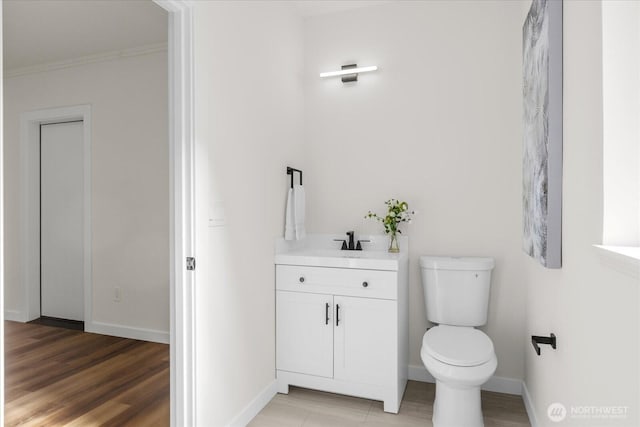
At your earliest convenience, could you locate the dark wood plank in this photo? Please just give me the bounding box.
[4,320,169,427]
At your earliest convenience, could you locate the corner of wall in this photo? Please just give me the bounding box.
[522,380,540,427]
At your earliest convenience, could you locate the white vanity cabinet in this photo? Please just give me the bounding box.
[275,254,408,414]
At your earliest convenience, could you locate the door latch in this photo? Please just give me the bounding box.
[186,257,196,271]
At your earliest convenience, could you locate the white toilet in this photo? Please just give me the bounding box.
[419,256,497,427]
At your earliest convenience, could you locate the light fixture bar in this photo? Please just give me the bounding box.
[319,65,378,78]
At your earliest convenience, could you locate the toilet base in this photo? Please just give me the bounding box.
[433,380,483,427]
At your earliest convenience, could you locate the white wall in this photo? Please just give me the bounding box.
[192,2,305,425]
[522,2,639,426]
[3,51,169,336]
[303,1,527,382]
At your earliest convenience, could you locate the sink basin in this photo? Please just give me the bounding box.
[275,248,403,271]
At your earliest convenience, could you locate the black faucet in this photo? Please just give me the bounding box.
[346,231,355,250]
[334,231,370,251]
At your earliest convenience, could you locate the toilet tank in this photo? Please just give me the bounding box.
[420,256,495,327]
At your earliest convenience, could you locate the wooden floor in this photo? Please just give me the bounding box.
[249,381,531,427]
[4,321,169,427]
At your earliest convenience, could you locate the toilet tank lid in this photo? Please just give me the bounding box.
[419,256,495,271]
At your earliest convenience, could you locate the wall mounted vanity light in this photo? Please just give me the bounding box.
[319,64,378,83]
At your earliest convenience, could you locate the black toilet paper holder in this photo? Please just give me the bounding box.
[531,333,557,355]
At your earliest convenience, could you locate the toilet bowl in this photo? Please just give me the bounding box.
[419,256,496,427]
[421,325,497,427]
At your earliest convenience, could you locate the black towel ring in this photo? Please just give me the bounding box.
[286,167,302,189]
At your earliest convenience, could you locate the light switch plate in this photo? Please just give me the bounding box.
[209,200,226,227]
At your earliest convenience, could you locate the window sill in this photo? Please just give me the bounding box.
[593,245,640,279]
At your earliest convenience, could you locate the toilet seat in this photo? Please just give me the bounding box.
[423,325,494,367]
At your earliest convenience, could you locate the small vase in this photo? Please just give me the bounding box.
[388,233,400,253]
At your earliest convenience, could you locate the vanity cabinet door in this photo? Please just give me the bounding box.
[276,291,334,378]
[333,296,397,386]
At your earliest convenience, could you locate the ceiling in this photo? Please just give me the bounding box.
[3,0,167,71]
[293,1,392,17]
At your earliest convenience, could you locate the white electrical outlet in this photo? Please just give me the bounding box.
[114,287,121,302]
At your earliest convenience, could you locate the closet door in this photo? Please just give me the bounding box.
[40,121,84,321]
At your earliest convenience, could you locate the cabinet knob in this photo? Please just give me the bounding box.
[362,281,368,288]
[299,276,305,283]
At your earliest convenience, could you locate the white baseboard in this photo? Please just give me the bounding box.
[522,381,539,427]
[4,310,28,322]
[228,380,278,427]
[85,321,169,344]
[408,365,523,396]
[408,364,436,382]
[3,314,169,344]
[484,375,523,396]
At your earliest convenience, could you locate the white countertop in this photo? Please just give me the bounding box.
[275,234,408,271]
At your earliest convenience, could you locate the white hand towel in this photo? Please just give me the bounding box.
[293,184,306,240]
[284,188,296,240]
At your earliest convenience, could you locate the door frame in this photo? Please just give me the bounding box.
[6,1,196,426]
[154,1,196,425]
[20,106,92,323]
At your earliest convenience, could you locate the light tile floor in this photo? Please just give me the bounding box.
[248,381,531,427]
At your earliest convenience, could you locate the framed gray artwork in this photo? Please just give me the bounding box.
[522,0,563,268]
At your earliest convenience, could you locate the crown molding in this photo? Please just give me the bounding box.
[5,42,168,79]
